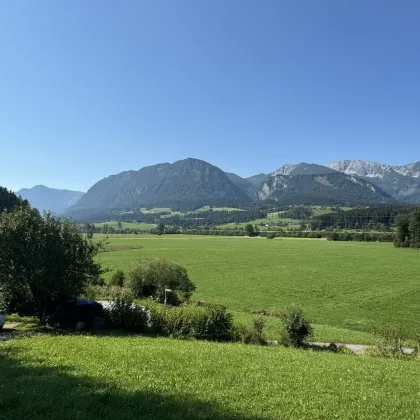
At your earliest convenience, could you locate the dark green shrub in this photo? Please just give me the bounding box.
[199,306,233,341]
[328,232,340,241]
[105,297,147,331]
[128,258,196,305]
[280,308,312,348]
[109,270,125,287]
[91,277,106,286]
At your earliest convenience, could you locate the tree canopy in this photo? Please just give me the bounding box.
[394,208,420,248]
[127,258,196,305]
[0,186,28,214]
[0,206,105,319]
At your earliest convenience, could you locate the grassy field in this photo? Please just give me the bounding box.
[194,206,245,212]
[1,334,420,420]
[141,207,172,213]
[94,221,157,231]
[97,235,420,343]
[217,218,299,229]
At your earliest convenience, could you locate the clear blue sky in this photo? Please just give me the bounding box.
[1,0,420,192]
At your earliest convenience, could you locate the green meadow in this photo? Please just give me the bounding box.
[1,335,420,420]
[98,235,420,343]
[2,235,420,420]
[94,221,157,231]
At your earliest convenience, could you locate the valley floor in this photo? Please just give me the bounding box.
[98,235,420,344]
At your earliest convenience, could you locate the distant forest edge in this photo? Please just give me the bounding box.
[84,203,419,232]
[310,205,418,230]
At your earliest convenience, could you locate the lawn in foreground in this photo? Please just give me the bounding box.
[98,235,420,342]
[1,335,419,420]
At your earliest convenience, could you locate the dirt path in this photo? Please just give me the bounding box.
[309,341,415,355]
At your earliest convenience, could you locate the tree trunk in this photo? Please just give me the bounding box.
[40,307,46,324]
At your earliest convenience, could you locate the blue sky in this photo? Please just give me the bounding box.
[1,0,420,192]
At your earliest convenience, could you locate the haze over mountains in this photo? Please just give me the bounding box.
[15,158,420,216]
[17,186,84,214]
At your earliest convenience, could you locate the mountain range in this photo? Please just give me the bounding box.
[71,159,250,211]
[328,160,420,203]
[14,158,420,216]
[66,159,397,217]
[17,185,84,214]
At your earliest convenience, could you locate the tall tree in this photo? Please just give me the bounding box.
[245,224,254,236]
[0,186,28,214]
[0,206,105,321]
[394,209,420,248]
[408,209,420,248]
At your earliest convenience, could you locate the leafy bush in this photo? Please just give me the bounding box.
[229,323,250,342]
[105,297,147,331]
[243,316,267,345]
[145,301,233,341]
[163,304,202,338]
[198,306,233,341]
[109,270,125,287]
[373,323,412,357]
[127,258,196,305]
[280,308,313,348]
[145,299,168,334]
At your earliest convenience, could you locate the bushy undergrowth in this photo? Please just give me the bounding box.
[371,323,420,358]
[105,298,147,331]
[240,316,267,345]
[109,269,125,287]
[145,301,233,341]
[280,307,313,348]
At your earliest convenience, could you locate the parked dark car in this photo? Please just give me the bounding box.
[48,301,106,330]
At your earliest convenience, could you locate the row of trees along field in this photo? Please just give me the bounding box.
[78,207,267,227]
[393,208,420,248]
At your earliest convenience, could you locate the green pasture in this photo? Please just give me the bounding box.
[1,335,419,420]
[140,207,172,213]
[217,218,298,229]
[194,206,245,212]
[97,235,420,343]
[94,222,157,231]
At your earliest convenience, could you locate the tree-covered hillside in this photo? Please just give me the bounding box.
[0,187,27,214]
[311,205,417,230]
[69,158,252,213]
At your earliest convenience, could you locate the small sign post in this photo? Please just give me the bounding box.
[164,288,172,306]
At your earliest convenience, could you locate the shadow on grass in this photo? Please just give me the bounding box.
[17,325,172,340]
[0,345,265,420]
